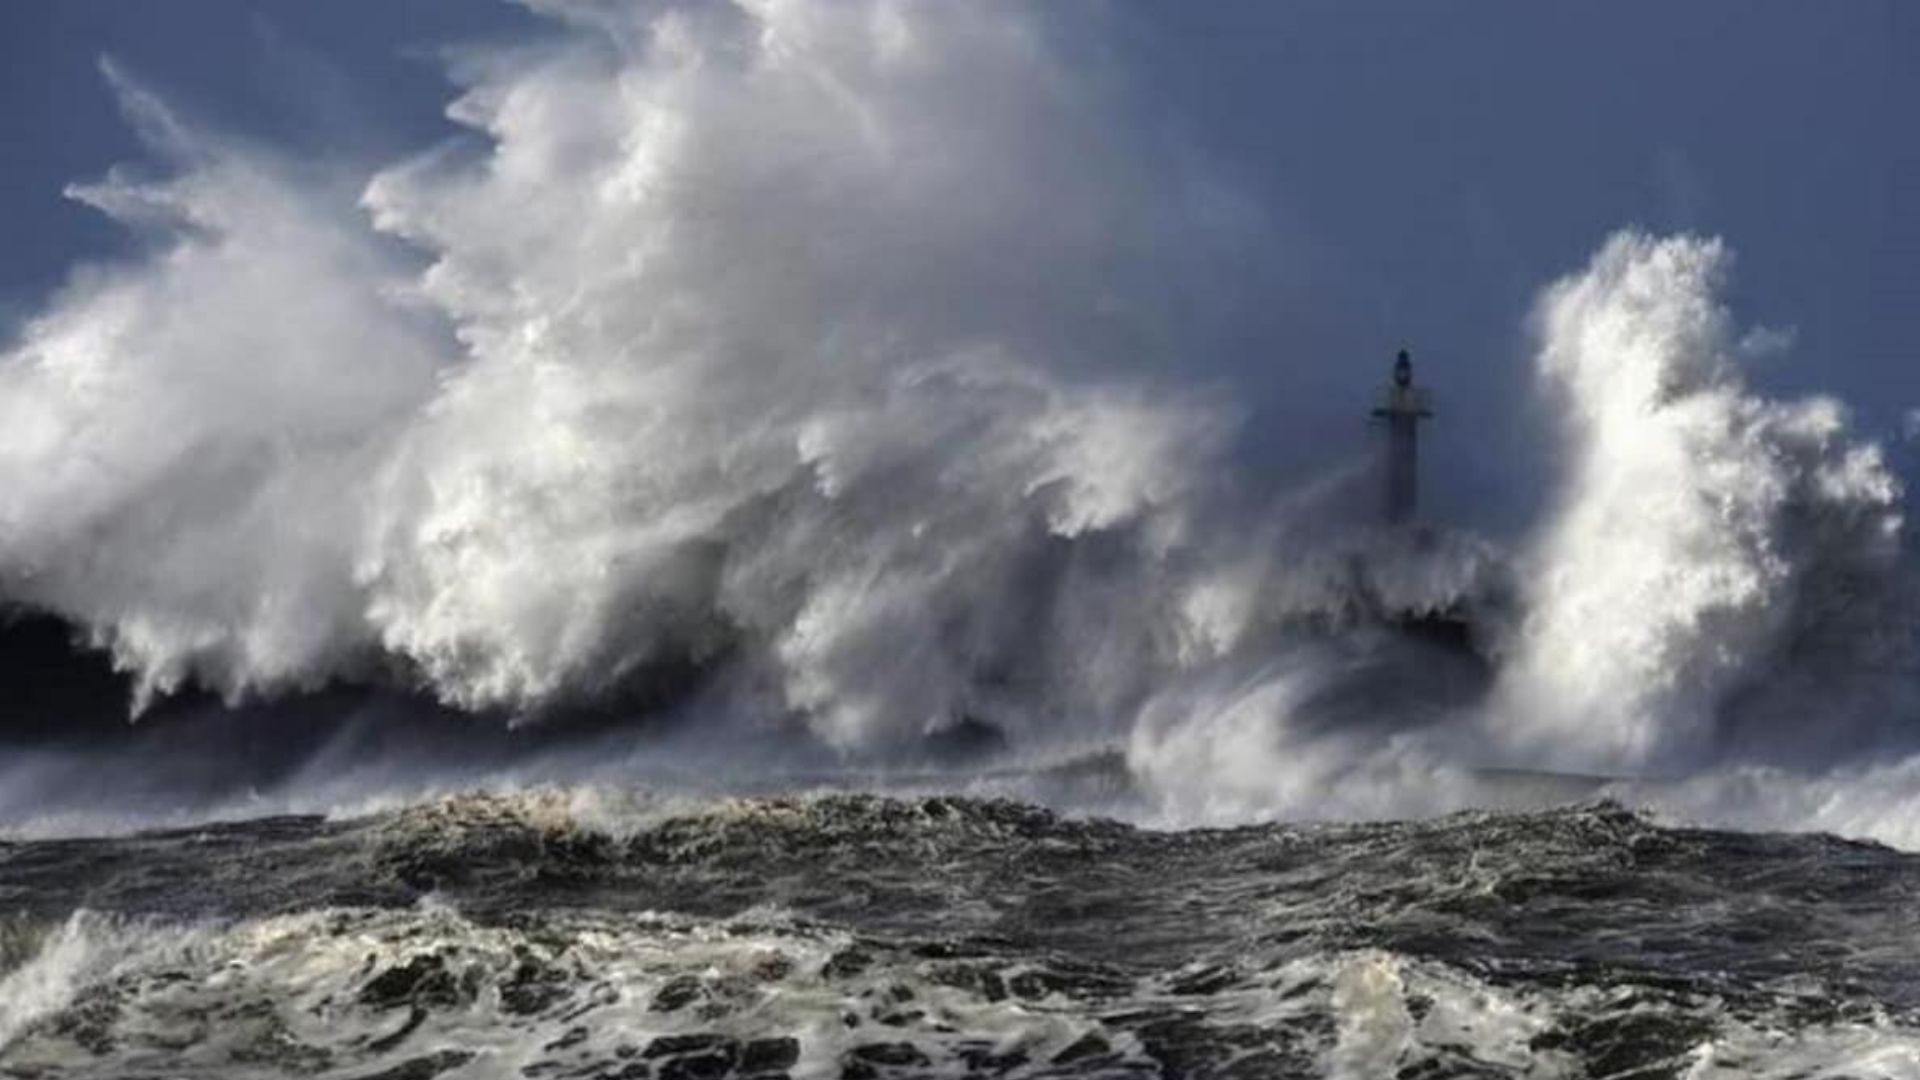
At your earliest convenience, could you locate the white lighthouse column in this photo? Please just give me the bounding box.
[1371,349,1432,526]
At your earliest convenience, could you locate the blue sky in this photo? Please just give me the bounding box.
[3,2,1915,529]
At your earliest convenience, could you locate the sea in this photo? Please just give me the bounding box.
[4,784,1919,1079]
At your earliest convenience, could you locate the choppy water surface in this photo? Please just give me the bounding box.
[3,792,1918,1079]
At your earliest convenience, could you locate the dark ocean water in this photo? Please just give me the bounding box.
[2,792,1917,1079]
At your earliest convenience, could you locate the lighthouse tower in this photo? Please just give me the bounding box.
[1371,349,1432,525]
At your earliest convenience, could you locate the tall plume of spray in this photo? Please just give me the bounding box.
[1492,233,1914,775]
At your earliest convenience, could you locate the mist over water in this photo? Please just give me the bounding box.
[1,0,1917,848]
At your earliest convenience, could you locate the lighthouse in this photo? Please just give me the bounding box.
[1371,349,1432,525]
